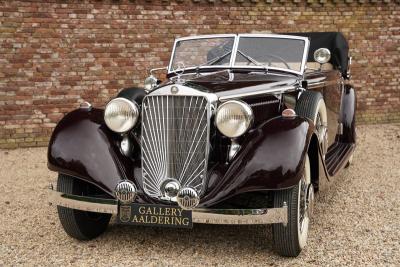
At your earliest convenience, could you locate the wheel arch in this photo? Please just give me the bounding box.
[47,108,140,197]
[201,116,318,206]
[307,133,320,192]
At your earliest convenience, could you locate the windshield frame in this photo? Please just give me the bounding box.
[168,34,310,76]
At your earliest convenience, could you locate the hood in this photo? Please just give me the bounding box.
[180,70,298,94]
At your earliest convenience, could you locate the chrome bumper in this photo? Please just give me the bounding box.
[48,189,288,225]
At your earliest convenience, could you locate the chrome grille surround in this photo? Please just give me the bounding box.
[141,85,218,200]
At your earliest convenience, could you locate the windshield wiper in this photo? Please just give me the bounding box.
[199,50,232,67]
[237,50,268,70]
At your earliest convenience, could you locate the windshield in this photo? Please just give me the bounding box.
[169,35,308,74]
[170,36,235,70]
[234,37,306,72]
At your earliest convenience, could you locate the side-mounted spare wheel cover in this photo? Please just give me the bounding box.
[295,91,328,156]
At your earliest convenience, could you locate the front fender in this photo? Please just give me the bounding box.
[201,116,315,207]
[47,108,139,196]
[48,109,316,208]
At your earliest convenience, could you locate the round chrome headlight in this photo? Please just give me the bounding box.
[314,48,331,64]
[104,98,139,133]
[215,100,253,138]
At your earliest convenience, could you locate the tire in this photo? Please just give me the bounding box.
[57,174,111,240]
[295,91,328,155]
[272,155,313,257]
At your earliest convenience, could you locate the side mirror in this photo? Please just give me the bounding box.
[314,48,331,64]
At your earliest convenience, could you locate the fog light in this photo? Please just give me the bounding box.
[115,180,137,203]
[176,187,200,210]
[120,136,133,157]
[161,179,180,198]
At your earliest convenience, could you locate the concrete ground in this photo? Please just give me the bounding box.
[0,124,399,266]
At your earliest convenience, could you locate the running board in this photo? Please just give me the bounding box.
[325,142,355,176]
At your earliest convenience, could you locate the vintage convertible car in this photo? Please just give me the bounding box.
[48,32,356,256]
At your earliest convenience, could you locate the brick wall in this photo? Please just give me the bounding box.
[0,0,399,148]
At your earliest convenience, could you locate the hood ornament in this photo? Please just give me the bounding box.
[173,62,185,84]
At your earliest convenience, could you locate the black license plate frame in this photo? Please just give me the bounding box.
[117,203,193,229]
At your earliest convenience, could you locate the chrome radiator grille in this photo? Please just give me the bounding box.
[141,95,210,198]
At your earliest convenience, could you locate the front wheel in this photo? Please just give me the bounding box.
[272,155,314,257]
[57,174,111,240]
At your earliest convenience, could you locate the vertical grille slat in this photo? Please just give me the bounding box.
[142,95,209,198]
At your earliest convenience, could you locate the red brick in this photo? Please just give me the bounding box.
[0,0,399,148]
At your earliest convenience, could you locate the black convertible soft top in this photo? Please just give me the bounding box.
[287,32,349,77]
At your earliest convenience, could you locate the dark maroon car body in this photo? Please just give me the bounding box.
[48,32,356,208]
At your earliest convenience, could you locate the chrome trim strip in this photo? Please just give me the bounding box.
[307,82,325,89]
[49,190,118,214]
[148,84,218,103]
[193,205,287,225]
[174,34,237,42]
[229,34,240,67]
[249,99,280,107]
[218,85,298,101]
[79,101,92,110]
[48,189,288,225]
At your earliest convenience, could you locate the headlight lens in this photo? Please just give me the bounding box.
[215,100,253,138]
[104,98,139,133]
[314,48,331,64]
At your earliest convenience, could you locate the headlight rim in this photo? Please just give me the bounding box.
[104,97,140,133]
[215,100,254,138]
[313,48,331,64]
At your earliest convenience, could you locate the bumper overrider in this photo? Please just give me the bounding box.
[48,186,288,226]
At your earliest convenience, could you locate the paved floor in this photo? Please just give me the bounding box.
[0,124,399,266]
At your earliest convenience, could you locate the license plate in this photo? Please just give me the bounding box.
[117,203,193,229]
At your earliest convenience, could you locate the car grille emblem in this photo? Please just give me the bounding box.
[171,86,179,94]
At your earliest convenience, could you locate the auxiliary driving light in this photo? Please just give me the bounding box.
[115,180,137,203]
[176,187,200,210]
[161,179,181,198]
